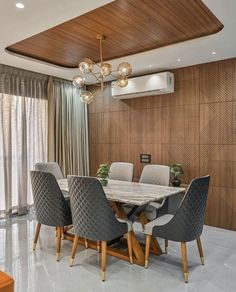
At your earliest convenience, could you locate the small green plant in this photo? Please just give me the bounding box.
[97,162,110,186]
[170,163,184,179]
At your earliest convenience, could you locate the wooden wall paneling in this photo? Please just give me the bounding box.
[200,102,234,144]
[87,85,104,114]
[200,145,236,188]
[89,143,131,175]
[88,57,236,230]
[111,144,131,163]
[129,94,162,110]
[88,113,105,144]
[173,65,200,82]
[130,108,162,144]
[205,187,236,230]
[103,92,130,112]
[199,59,236,103]
[161,144,200,184]
[103,111,130,144]
[161,105,199,144]
[88,85,130,113]
[161,78,200,107]
[89,144,110,175]
[233,103,236,144]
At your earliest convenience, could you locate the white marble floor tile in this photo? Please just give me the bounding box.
[0,215,236,292]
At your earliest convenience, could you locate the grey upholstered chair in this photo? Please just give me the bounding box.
[30,171,72,261]
[109,162,134,182]
[144,175,210,283]
[68,176,133,281]
[140,165,170,220]
[35,162,64,179]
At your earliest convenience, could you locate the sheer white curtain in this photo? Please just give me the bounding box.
[0,65,48,217]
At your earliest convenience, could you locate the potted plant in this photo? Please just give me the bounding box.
[170,163,184,187]
[97,162,110,187]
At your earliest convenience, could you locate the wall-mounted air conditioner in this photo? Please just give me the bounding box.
[111,71,174,99]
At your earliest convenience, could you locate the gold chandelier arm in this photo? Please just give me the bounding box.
[90,71,101,83]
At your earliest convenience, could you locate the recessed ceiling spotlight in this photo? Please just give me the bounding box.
[212,51,216,55]
[148,65,152,68]
[177,58,181,62]
[16,3,24,9]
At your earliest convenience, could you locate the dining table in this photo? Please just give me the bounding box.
[57,178,185,266]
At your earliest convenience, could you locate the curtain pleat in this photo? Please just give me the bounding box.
[48,77,89,176]
[0,64,48,217]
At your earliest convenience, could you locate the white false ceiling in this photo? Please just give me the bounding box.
[0,0,236,80]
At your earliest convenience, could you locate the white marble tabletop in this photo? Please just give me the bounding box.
[57,178,185,206]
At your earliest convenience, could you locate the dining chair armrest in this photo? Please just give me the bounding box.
[117,218,132,232]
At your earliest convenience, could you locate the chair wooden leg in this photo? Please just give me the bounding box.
[33,223,41,251]
[56,227,62,261]
[145,234,151,268]
[70,235,79,267]
[97,241,100,253]
[127,232,133,264]
[101,241,107,281]
[165,239,168,254]
[181,242,188,283]
[85,238,88,249]
[196,238,205,265]
[61,227,65,240]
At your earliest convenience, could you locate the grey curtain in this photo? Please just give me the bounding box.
[48,77,89,176]
[0,64,48,217]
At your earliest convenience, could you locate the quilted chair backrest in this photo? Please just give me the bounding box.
[109,162,134,182]
[35,162,64,179]
[153,175,210,242]
[68,176,128,242]
[30,171,71,227]
[139,164,170,186]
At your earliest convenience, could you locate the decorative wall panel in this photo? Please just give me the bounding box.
[88,57,236,230]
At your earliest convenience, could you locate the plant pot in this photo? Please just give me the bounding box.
[100,179,108,187]
[171,177,181,187]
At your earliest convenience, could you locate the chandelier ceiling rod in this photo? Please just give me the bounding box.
[97,34,105,96]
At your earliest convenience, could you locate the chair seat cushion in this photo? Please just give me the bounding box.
[0,271,14,292]
[117,218,132,232]
[144,205,157,221]
[144,214,174,235]
[149,201,162,209]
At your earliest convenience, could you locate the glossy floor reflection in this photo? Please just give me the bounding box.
[0,214,236,292]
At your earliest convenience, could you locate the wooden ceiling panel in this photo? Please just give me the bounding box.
[6,0,223,68]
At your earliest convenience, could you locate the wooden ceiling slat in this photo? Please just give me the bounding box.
[6,0,223,68]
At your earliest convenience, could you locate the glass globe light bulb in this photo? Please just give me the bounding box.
[80,91,94,104]
[101,63,112,77]
[117,62,132,77]
[72,75,85,88]
[79,58,93,74]
[117,77,128,87]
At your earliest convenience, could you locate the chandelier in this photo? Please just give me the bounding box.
[72,34,132,104]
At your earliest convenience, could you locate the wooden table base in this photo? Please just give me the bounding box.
[64,201,163,266]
